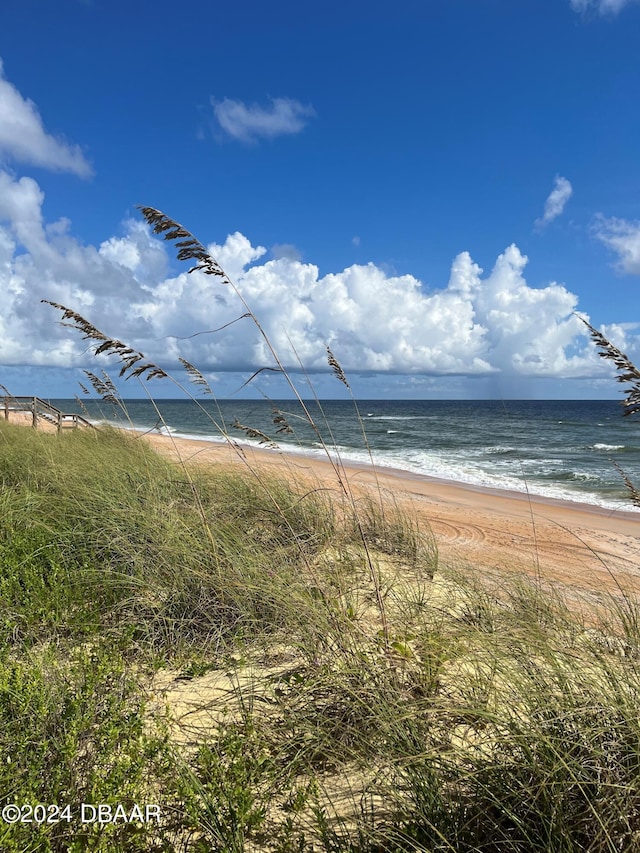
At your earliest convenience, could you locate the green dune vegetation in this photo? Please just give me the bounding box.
[2,417,640,853]
[2,210,640,851]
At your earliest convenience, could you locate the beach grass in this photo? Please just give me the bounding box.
[1,419,640,852]
[2,208,639,850]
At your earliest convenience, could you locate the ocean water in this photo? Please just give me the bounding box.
[51,398,640,513]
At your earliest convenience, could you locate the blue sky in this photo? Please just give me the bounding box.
[1,0,639,399]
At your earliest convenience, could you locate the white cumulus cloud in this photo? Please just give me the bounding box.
[591,215,640,275]
[0,59,91,176]
[0,168,624,389]
[535,176,573,229]
[211,96,315,143]
[570,0,639,14]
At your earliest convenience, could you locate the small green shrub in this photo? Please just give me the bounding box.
[0,645,170,853]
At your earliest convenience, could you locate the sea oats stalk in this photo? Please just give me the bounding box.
[579,316,640,417]
[579,315,640,508]
[137,206,391,645]
[42,303,228,555]
[41,306,330,591]
[42,246,372,644]
[137,207,351,490]
[41,301,169,383]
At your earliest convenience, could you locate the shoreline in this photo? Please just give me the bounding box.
[241,437,640,520]
[138,427,640,518]
[4,413,638,601]
[10,399,635,515]
[127,423,637,518]
[142,431,640,602]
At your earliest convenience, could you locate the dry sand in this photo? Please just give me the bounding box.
[142,432,640,605]
[3,409,63,433]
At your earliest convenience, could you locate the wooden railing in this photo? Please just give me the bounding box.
[1,396,94,432]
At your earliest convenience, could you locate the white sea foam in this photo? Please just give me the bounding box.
[141,427,228,445]
[288,445,638,512]
[177,434,636,511]
[366,415,427,421]
[113,416,638,514]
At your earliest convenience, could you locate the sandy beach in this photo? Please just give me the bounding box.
[141,432,640,605]
[4,407,638,603]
